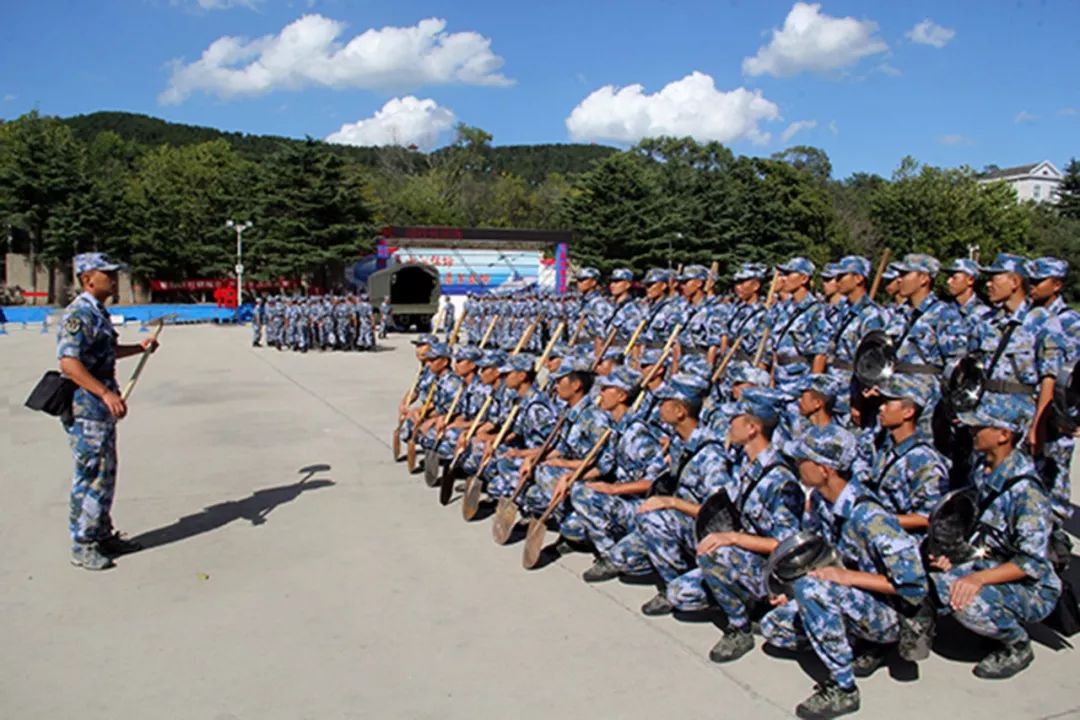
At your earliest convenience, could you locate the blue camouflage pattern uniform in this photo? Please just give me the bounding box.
[575,268,613,345]
[697,444,803,631]
[570,379,667,558]
[932,398,1060,644]
[252,298,265,345]
[770,258,829,394]
[944,259,992,336]
[58,258,124,548]
[827,256,885,418]
[761,425,928,691]
[485,384,557,497]
[640,268,682,346]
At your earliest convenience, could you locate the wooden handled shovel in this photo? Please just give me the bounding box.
[462,404,520,521]
[121,319,165,402]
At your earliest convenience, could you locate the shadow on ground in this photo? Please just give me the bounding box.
[128,465,335,553]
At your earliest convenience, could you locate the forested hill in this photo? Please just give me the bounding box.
[60,111,617,183]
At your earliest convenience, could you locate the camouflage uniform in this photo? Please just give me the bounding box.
[769,258,830,395]
[761,425,929,692]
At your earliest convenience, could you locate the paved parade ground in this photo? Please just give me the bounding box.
[2,324,1080,720]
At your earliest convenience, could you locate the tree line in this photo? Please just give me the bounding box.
[1,110,1078,301]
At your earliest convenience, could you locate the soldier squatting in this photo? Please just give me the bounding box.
[395,255,1080,720]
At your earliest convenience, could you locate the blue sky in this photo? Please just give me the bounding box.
[1,0,1077,178]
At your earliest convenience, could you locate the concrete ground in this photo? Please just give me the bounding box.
[2,324,1078,720]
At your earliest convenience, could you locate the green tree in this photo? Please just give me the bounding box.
[1057,158,1080,221]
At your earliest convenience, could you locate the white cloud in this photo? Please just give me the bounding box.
[937,134,972,146]
[565,72,780,146]
[780,120,817,143]
[2,94,15,102]
[1015,111,1038,124]
[160,15,511,104]
[877,63,902,77]
[828,120,839,135]
[742,2,888,77]
[1058,107,1078,117]
[325,96,455,150]
[906,19,955,48]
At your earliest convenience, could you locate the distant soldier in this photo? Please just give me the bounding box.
[443,297,456,342]
[252,296,266,347]
[379,296,392,339]
[59,253,160,571]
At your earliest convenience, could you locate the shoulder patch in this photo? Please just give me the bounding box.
[64,316,82,334]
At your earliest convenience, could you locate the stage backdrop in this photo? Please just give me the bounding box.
[389,247,554,294]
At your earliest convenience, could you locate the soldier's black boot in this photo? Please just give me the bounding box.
[641,591,674,616]
[973,639,1034,679]
[852,642,889,678]
[708,628,754,663]
[795,680,860,720]
[582,558,619,583]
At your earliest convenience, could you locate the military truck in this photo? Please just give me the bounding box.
[366,262,441,332]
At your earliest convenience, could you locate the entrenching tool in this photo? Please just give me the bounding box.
[705,260,720,297]
[462,404,519,521]
[750,270,782,368]
[491,410,569,545]
[513,317,540,354]
[535,321,565,372]
[710,336,744,384]
[448,311,467,346]
[393,364,425,460]
[522,427,613,569]
[406,383,437,473]
[426,383,465,487]
[478,315,499,349]
[622,318,648,356]
[868,248,893,302]
[441,394,493,505]
[120,316,169,402]
[591,327,619,371]
[567,315,588,346]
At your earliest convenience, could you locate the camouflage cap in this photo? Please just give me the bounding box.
[601,346,626,362]
[610,268,635,282]
[876,373,931,408]
[546,343,568,359]
[732,386,782,427]
[837,255,871,278]
[727,361,771,387]
[598,366,641,392]
[424,342,451,360]
[678,265,710,282]
[820,262,842,280]
[882,261,903,281]
[639,348,671,368]
[733,262,769,282]
[411,333,437,346]
[655,372,710,402]
[945,258,981,277]
[550,357,593,380]
[778,257,816,276]
[498,354,535,374]
[896,253,941,276]
[1025,256,1069,280]
[73,252,126,274]
[478,349,507,368]
[576,267,601,280]
[787,424,857,472]
[956,391,1032,434]
[798,373,844,405]
[981,253,1028,277]
[644,267,674,285]
[453,345,482,362]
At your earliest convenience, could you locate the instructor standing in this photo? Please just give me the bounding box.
[58,253,159,571]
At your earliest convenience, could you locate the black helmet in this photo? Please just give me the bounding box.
[925,487,978,563]
[944,355,985,413]
[694,489,739,541]
[1052,360,1080,434]
[854,330,896,387]
[765,531,841,597]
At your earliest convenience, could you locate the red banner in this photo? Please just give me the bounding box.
[150,278,300,292]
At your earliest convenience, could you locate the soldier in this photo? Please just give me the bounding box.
[252,296,265,347]
[410,342,461,451]
[519,359,614,540]
[607,268,645,345]
[565,367,668,581]
[268,296,285,349]
[769,257,829,395]
[820,262,845,330]
[1026,257,1080,531]
[761,424,929,720]
[573,268,613,345]
[866,374,949,530]
[483,354,557,499]
[929,394,1061,679]
[630,373,736,616]
[59,252,160,570]
[722,262,769,359]
[886,253,968,423]
[944,258,992,333]
[828,256,885,423]
[880,262,908,330]
[334,296,354,350]
[443,296,456,342]
[430,345,487,459]
[379,296,392,339]
[639,268,681,350]
[696,388,803,662]
[674,265,723,379]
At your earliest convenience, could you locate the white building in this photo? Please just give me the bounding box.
[978,161,1062,204]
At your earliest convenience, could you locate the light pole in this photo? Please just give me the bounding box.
[226,219,253,307]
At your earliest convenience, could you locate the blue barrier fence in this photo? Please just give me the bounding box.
[0,304,249,327]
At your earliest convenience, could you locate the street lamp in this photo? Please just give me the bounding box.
[226,219,253,307]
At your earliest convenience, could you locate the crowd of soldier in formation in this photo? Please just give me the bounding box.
[250,294,392,352]
[394,254,1079,720]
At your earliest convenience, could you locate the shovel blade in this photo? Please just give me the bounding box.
[462,475,483,521]
[522,519,547,569]
[491,498,518,545]
[423,449,441,487]
[406,438,418,473]
[392,428,402,461]
[439,462,455,505]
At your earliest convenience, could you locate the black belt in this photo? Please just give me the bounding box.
[984,379,1036,395]
[893,362,943,376]
[830,360,854,371]
[643,340,667,349]
[775,353,810,366]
